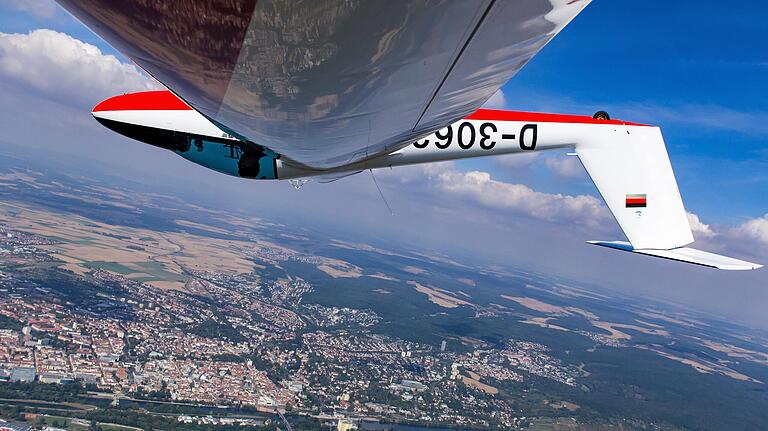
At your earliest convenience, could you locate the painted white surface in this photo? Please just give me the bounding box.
[93,109,235,141]
[589,241,762,271]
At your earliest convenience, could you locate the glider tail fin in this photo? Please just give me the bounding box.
[576,123,761,270]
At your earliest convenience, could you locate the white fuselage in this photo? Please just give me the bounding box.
[277,114,630,179]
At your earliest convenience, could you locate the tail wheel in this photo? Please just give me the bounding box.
[593,110,611,121]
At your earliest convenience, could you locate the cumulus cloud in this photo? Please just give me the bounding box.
[396,162,610,228]
[482,89,507,110]
[734,214,768,246]
[0,29,159,108]
[391,161,765,257]
[687,212,715,239]
[0,0,59,19]
[544,155,584,178]
[675,212,766,263]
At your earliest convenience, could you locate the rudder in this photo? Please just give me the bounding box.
[576,124,693,250]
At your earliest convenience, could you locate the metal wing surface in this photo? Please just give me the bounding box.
[56,0,591,168]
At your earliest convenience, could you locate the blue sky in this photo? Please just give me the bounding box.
[498,1,768,224]
[0,1,767,327]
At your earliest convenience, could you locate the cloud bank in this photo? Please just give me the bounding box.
[0,29,159,108]
[393,162,611,229]
[687,212,715,239]
[544,155,584,179]
[733,214,768,246]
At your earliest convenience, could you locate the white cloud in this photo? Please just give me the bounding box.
[675,213,766,263]
[0,0,59,19]
[397,162,610,228]
[482,89,507,110]
[391,162,764,259]
[544,155,584,178]
[0,29,159,108]
[734,214,768,246]
[687,212,715,239]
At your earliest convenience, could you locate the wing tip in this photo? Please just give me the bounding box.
[587,240,762,271]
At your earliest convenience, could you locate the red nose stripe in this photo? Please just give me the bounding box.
[92,90,192,112]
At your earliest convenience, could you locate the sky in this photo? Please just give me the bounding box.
[0,1,766,328]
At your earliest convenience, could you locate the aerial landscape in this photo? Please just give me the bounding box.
[0,150,767,431]
[1,1,767,430]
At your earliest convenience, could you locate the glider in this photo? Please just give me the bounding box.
[56,0,761,270]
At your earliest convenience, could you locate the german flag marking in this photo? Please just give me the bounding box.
[626,194,647,208]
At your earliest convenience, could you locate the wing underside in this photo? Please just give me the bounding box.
[56,0,591,168]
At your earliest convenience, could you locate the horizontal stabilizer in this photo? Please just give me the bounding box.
[588,241,762,271]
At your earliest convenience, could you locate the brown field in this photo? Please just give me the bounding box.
[59,263,88,276]
[521,317,570,332]
[524,283,609,302]
[409,281,473,309]
[368,273,399,281]
[501,296,565,313]
[410,252,470,269]
[461,375,498,395]
[552,284,609,300]
[500,295,598,320]
[698,339,768,366]
[220,216,265,229]
[638,311,708,328]
[165,231,256,274]
[328,239,409,259]
[403,265,427,275]
[634,319,666,329]
[0,201,270,292]
[641,346,761,383]
[590,321,670,340]
[316,261,363,278]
